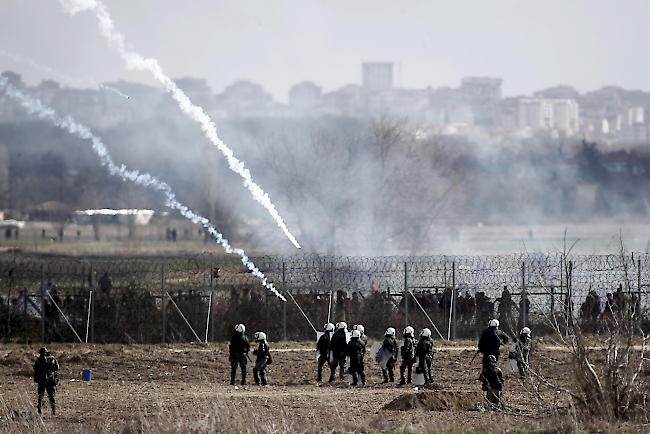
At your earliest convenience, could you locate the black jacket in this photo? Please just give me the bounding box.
[329,329,348,356]
[316,333,330,356]
[415,336,434,362]
[478,327,509,356]
[253,341,270,362]
[229,332,250,356]
[346,338,365,366]
[401,336,416,361]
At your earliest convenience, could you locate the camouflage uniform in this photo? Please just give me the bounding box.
[480,355,504,406]
[33,348,59,415]
[515,333,532,377]
[381,335,398,383]
[229,331,250,385]
[399,336,416,385]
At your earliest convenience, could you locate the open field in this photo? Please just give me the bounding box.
[1,340,648,433]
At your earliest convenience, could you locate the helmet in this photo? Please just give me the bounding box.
[254,331,267,341]
[489,319,499,328]
[336,322,348,331]
[234,323,246,333]
[39,347,47,355]
[420,328,432,338]
[352,324,365,335]
[488,354,497,365]
[385,327,396,336]
[351,330,361,338]
[403,326,414,336]
[324,323,335,332]
[521,327,531,335]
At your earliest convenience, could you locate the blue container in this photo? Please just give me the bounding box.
[82,368,92,382]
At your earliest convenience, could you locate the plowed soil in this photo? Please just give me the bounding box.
[0,341,595,433]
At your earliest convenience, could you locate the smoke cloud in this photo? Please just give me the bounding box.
[57,0,301,249]
[0,76,286,301]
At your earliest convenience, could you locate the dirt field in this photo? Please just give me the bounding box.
[0,341,645,433]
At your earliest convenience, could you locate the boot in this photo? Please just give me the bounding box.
[230,367,237,385]
[51,402,56,416]
[382,369,389,383]
[253,370,260,385]
[339,367,345,381]
[260,371,268,386]
[360,372,366,386]
[388,369,395,383]
[241,370,247,386]
[351,372,358,386]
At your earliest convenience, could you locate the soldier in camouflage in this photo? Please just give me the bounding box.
[33,347,59,416]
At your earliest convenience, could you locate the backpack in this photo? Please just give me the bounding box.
[43,355,59,385]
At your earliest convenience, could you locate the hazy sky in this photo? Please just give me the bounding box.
[1,0,648,101]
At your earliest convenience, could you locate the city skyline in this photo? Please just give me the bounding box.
[1,0,649,102]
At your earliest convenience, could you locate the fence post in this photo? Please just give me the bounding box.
[22,288,27,344]
[89,264,95,343]
[637,258,642,302]
[40,264,45,343]
[403,262,409,327]
[550,286,555,318]
[451,261,456,340]
[161,263,166,344]
[567,260,573,328]
[522,261,527,327]
[329,261,334,323]
[282,262,287,341]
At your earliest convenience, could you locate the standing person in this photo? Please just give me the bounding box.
[399,326,416,385]
[352,324,367,348]
[33,347,59,416]
[328,322,348,383]
[477,319,509,372]
[252,332,271,386]
[346,329,366,386]
[479,355,504,407]
[415,328,434,385]
[514,327,532,378]
[380,327,398,383]
[316,323,335,382]
[228,324,250,385]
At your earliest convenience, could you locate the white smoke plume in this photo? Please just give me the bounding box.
[57,0,301,249]
[0,50,130,99]
[0,76,286,302]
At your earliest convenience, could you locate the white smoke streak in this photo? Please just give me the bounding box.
[58,0,301,249]
[0,77,285,302]
[0,50,131,100]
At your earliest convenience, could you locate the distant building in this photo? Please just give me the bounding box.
[518,98,579,134]
[362,62,394,91]
[460,77,502,102]
[217,80,278,116]
[289,81,322,111]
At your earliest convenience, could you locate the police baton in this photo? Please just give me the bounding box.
[470,350,480,364]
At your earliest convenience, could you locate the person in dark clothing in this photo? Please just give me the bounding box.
[415,328,434,384]
[478,319,509,372]
[33,347,59,416]
[346,330,366,386]
[380,327,398,383]
[352,324,367,348]
[399,326,416,385]
[514,327,532,378]
[316,322,335,382]
[479,355,504,406]
[252,331,271,386]
[328,322,348,383]
[228,323,250,385]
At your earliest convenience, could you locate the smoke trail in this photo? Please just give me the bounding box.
[0,76,285,301]
[57,0,301,249]
[0,50,131,100]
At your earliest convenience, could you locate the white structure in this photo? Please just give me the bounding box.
[362,62,393,91]
[518,98,579,134]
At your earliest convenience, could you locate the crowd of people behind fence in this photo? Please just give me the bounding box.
[1,268,647,343]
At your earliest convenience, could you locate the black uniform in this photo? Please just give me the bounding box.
[316,332,332,382]
[229,331,250,385]
[328,329,348,382]
[346,337,366,386]
[399,335,416,385]
[480,358,504,406]
[477,326,509,371]
[33,350,59,415]
[381,335,398,383]
[252,340,270,385]
[415,335,434,384]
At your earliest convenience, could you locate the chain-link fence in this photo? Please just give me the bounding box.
[1,251,648,343]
